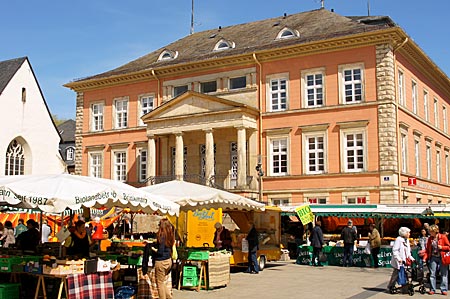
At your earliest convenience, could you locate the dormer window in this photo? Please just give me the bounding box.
[157,50,178,61]
[276,27,299,40]
[214,39,235,51]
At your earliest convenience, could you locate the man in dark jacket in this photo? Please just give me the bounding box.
[341,219,357,267]
[245,222,259,274]
[16,219,40,252]
[310,220,324,266]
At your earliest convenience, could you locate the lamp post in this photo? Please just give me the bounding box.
[256,155,264,202]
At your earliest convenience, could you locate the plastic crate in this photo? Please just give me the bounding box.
[183,265,197,277]
[187,251,209,261]
[0,258,23,272]
[0,283,20,299]
[182,276,198,287]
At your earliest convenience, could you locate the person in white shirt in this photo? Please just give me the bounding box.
[41,220,52,243]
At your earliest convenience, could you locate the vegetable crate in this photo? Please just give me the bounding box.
[0,283,20,299]
[0,258,23,272]
[187,250,209,261]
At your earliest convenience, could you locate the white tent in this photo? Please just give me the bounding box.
[140,180,265,211]
[0,174,179,216]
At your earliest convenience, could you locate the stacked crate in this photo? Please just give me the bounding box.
[182,265,198,287]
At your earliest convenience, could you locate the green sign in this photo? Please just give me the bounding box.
[295,205,314,225]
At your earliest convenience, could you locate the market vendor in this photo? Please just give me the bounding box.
[16,219,40,252]
[213,222,232,251]
[64,220,93,258]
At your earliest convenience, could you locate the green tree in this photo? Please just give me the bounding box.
[52,114,68,126]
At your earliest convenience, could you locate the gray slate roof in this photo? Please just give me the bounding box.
[78,9,395,82]
[57,119,76,143]
[0,57,27,94]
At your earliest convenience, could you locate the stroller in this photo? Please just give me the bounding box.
[389,261,426,296]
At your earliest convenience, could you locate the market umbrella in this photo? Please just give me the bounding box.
[0,174,179,216]
[140,180,265,211]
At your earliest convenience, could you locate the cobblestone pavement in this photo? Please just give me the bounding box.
[173,261,432,299]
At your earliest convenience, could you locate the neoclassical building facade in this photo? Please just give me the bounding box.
[65,9,450,206]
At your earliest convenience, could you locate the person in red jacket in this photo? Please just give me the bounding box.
[422,224,450,295]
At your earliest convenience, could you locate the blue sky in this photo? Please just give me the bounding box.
[1,0,449,120]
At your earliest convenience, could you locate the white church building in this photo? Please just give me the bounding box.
[0,57,66,175]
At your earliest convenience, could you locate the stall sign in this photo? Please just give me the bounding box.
[295,205,314,225]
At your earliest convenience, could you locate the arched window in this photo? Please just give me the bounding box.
[5,139,25,175]
[276,27,299,40]
[66,147,75,161]
[157,50,179,61]
[214,39,235,51]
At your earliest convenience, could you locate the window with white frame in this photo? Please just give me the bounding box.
[229,76,246,90]
[200,81,217,93]
[113,151,127,182]
[398,70,405,106]
[66,147,75,161]
[271,198,290,206]
[170,146,187,176]
[426,144,431,180]
[269,78,288,112]
[415,139,420,176]
[138,148,147,183]
[91,102,104,131]
[424,90,429,122]
[139,95,154,126]
[340,65,363,104]
[347,196,367,204]
[5,139,25,175]
[434,98,439,128]
[270,138,288,175]
[307,197,327,204]
[89,152,102,178]
[446,152,449,184]
[114,98,128,129]
[437,149,442,182]
[305,134,325,174]
[343,131,365,172]
[412,81,418,114]
[304,71,324,107]
[443,106,448,133]
[401,133,407,173]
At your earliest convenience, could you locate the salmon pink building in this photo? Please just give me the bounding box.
[65,9,450,207]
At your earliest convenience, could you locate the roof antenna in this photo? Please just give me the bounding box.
[367,0,370,16]
[190,0,194,34]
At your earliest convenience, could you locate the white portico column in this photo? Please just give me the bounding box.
[175,132,184,180]
[146,134,156,185]
[204,129,214,186]
[237,126,247,187]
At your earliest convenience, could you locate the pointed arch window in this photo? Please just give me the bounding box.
[157,50,178,61]
[214,39,235,51]
[5,140,25,175]
[276,27,299,40]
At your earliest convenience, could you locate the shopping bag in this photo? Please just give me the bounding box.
[318,252,327,263]
[397,265,407,285]
[364,242,371,255]
[441,251,450,265]
[137,275,152,299]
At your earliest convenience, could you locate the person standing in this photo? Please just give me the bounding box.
[213,222,233,251]
[341,220,357,267]
[1,221,15,248]
[417,228,428,270]
[14,219,27,238]
[64,220,92,258]
[310,220,324,266]
[387,227,415,292]
[41,220,52,243]
[422,224,450,295]
[368,223,381,268]
[245,222,259,274]
[153,218,174,299]
[16,219,40,252]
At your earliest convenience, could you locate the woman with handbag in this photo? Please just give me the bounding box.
[423,224,450,295]
[387,227,415,292]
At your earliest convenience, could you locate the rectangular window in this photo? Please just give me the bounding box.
[347,197,366,204]
[200,81,217,93]
[401,133,407,173]
[114,98,128,129]
[66,147,75,161]
[343,68,363,104]
[426,145,431,180]
[270,138,288,175]
[446,152,449,184]
[170,146,187,176]
[89,153,102,178]
[139,96,154,124]
[424,91,429,122]
[138,149,147,183]
[344,132,365,172]
[415,140,420,176]
[270,78,287,111]
[437,150,441,182]
[434,98,439,128]
[91,103,104,131]
[306,135,325,174]
[271,198,290,206]
[444,106,448,133]
[229,76,246,90]
[412,81,418,114]
[398,70,405,106]
[174,85,188,97]
[308,198,326,204]
[113,151,127,182]
[305,72,324,107]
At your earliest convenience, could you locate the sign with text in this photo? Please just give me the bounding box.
[295,204,314,225]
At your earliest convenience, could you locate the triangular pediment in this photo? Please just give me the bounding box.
[143,91,251,120]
